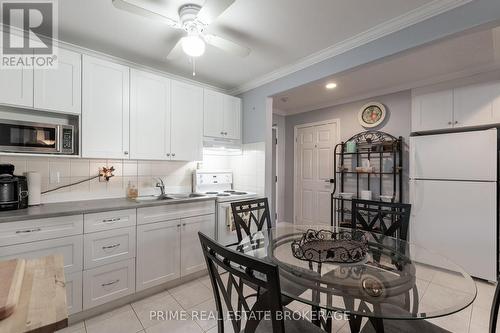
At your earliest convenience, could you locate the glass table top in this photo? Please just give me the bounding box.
[235,225,477,320]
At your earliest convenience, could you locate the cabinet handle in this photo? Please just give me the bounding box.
[182,223,186,226]
[454,121,459,124]
[220,131,224,135]
[172,153,176,157]
[16,228,41,234]
[166,153,171,157]
[101,279,120,287]
[177,224,181,227]
[102,243,121,250]
[124,151,129,155]
[447,121,452,125]
[102,218,121,224]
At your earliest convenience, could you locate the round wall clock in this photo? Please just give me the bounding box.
[358,102,386,128]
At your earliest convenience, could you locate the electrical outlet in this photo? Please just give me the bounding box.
[49,171,60,184]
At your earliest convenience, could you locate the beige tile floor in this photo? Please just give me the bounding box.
[56,276,496,333]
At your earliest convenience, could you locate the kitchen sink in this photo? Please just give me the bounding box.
[134,195,175,202]
[167,193,207,199]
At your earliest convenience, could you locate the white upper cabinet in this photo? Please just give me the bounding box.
[130,69,171,160]
[223,95,241,140]
[34,48,81,114]
[171,81,203,161]
[411,89,454,132]
[453,81,500,128]
[0,67,33,108]
[203,89,241,140]
[412,79,500,133]
[82,55,130,159]
[203,90,224,138]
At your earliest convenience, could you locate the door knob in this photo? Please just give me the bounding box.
[324,179,335,183]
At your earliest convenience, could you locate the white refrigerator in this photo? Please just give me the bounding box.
[410,128,498,281]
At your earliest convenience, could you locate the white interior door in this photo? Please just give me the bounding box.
[295,122,338,225]
[410,180,497,281]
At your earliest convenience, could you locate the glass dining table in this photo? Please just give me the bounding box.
[235,225,477,333]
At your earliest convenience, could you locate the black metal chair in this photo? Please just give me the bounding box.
[230,198,272,245]
[199,232,325,333]
[351,199,411,241]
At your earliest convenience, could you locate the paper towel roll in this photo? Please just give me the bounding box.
[26,172,41,206]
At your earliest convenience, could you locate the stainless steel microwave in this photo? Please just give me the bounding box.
[0,120,74,154]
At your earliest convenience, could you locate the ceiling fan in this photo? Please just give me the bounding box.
[112,0,251,68]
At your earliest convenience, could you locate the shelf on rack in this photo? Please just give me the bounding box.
[336,171,399,175]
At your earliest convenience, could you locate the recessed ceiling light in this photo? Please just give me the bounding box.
[326,82,337,90]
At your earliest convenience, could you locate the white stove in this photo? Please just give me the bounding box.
[193,170,258,244]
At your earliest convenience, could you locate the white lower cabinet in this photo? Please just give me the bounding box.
[84,226,136,269]
[180,214,215,277]
[136,220,181,291]
[66,271,83,315]
[83,258,135,309]
[136,203,216,291]
[0,235,83,273]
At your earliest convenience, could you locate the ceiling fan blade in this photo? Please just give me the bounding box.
[204,34,251,57]
[196,0,235,25]
[166,37,184,60]
[112,0,180,27]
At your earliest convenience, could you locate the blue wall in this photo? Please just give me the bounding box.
[240,0,500,143]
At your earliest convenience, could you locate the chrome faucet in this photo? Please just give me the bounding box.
[155,177,166,196]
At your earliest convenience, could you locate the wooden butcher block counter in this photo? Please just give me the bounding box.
[0,255,68,333]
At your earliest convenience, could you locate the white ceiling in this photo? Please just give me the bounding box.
[55,0,455,91]
[273,26,500,115]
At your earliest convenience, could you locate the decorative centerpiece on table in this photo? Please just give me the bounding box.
[291,229,368,264]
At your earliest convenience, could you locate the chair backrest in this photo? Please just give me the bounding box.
[351,199,411,241]
[231,198,272,243]
[490,277,500,333]
[199,232,285,333]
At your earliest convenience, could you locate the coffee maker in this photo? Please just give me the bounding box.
[0,164,29,211]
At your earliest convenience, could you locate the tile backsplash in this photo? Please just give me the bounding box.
[0,141,266,204]
[0,156,196,203]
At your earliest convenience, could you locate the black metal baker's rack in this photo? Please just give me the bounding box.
[331,131,403,226]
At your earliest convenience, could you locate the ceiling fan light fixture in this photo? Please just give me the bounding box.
[182,34,206,57]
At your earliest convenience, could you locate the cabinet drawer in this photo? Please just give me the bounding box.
[138,201,215,225]
[83,258,135,309]
[0,235,83,273]
[0,215,83,246]
[66,271,83,315]
[84,209,136,233]
[84,227,136,269]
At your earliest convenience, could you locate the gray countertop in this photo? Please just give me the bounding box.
[0,196,216,223]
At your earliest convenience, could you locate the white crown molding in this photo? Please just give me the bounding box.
[229,0,474,96]
[272,108,288,116]
[280,62,500,116]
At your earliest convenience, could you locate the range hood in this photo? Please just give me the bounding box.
[203,136,242,150]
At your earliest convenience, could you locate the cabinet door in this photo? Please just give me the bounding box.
[0,235,83,273]
[223,95,241,140]
[66,271,83,315]
[180,214,215,277]
[0,67,33,107]
[136,220,181,291]
[411,90,453,132]
[203,89,224,138]
[34,48,81,114]
[454,81,500,128]
[82,55,130,159]
[130,69,171,160]
[170,81,203,161]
